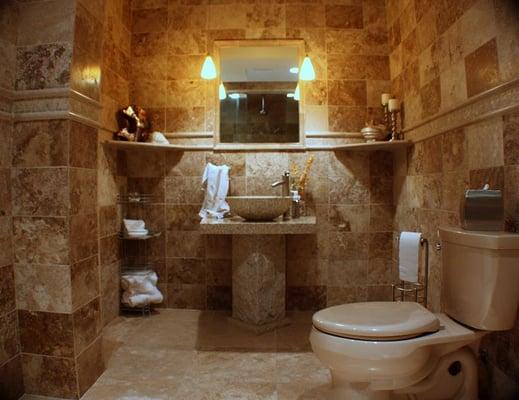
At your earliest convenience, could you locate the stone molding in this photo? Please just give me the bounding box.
[403,76,519,142]
[0,86,101,128]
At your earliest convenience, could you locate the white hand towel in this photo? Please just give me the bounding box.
[199,162,230,219]
[124,219,146,232]
[399,232,422,283]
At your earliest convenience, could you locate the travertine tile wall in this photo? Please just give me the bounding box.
[8,0,103,397]
[130,0,390,134]
[126,0,395,310]
[0,2,24,398]
[124,149,394,310]
[387,0,519,127]
[388,0,519,397]
[0,0,130,398]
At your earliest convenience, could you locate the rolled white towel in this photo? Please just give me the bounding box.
[122,288,163,307]
[120,271,163,307]
[122,292,151,307]
[121,271,158,292]
[146,287,163,304]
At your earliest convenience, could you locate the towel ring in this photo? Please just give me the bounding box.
[392,237,429,308]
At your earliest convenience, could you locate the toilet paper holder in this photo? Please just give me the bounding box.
[392,237,429,308]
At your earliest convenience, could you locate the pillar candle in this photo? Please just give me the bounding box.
[381,93,391,105]
[388,98,400,112]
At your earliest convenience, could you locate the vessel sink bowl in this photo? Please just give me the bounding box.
[227,196,291,221]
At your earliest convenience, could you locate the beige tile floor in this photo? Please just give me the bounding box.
[81,309,332,399]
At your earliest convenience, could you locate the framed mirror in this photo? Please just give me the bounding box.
[214,40,305,150]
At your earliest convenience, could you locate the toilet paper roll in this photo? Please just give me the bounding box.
[399,232,422,283]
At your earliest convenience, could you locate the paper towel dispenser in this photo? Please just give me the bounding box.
[461,184,504,231]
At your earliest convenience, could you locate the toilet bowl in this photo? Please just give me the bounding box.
[310,227,519,399]
[310,303,482,399]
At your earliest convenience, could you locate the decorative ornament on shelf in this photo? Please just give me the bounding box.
[115,105,152,142]
[361,120,386,143]
[388,98,401,141]
[380,94,403,141]
[381,93,391,138]
[290,155,315,197]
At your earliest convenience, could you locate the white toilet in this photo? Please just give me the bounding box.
[310,227,519,400]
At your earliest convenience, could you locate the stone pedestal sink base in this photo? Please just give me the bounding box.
[232,234,286,330]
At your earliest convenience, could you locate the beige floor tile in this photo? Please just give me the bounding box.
[276,382,331,400]
[276,322,312,352]
[172,379,277,400]
[190,351,278,384]
[81,376,179,400]
[82,310,332,400]
[104,348,196,381]
[274,353,330,385]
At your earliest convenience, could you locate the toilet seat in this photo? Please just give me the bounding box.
[313,302,440,340]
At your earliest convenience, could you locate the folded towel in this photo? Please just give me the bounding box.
[199,162,230,219]
[399,232,422,283]
[124,219,146,232]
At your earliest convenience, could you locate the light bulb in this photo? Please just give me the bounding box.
[219,82,227,100]
[200,56,217,80]
[299,56,316,81]
[294,84,300,101]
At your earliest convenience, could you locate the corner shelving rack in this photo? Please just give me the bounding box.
[117,193,162,316]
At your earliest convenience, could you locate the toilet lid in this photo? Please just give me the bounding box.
[313,302,440,340]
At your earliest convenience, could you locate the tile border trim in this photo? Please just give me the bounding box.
[403,76,519,142]
[0,86,101,128]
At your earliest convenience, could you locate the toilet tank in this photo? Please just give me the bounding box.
[439,226,519,331]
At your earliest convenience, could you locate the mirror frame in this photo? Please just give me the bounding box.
[213,39,306,151]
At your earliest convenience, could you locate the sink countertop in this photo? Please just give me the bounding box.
[200,215,317,235]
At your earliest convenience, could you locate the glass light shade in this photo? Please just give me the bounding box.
[299,56,316,81]
[294,84,300,101]
[219,82,227,100]
[201,56,217,80]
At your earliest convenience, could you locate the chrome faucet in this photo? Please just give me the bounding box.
[271,171,291,220]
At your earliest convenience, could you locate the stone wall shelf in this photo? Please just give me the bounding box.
[200,215,317,235]
[330,140,411,151]
[104,140,213,151]
[104,140,410,152]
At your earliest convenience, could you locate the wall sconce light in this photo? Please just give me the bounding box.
[299,56,316,81]
[294,84,300,101]
[219,82,227,100]
[201,56,217,80]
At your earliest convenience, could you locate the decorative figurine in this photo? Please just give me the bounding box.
[115,105,152,142]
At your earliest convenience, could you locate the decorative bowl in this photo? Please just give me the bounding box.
[361,126,386,142]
